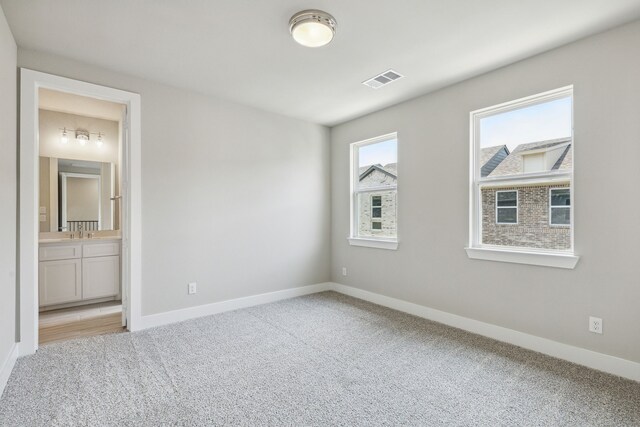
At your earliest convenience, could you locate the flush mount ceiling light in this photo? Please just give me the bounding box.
[289,9,337,47]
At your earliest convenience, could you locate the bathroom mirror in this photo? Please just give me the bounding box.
[39,157,119,232]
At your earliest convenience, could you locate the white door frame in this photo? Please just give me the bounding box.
[19,69,142,355]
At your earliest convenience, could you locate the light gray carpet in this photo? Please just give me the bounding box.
[1,292,639,426]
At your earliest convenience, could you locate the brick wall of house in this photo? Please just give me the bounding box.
[357,168,397,237]
[481,184,570,250]
[358,190,397,237]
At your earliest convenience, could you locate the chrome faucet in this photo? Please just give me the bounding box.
[78,223,83,239]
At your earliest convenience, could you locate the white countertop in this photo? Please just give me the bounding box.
[39,236,122,244]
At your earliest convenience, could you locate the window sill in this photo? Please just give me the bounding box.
[465,246,579,269]
[348,237,398,250]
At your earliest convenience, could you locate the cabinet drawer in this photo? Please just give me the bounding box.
[39,244,82,261]
[83,242,120,258]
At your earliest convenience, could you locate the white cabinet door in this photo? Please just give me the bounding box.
[39,259,82,306]
[83,256,120,300]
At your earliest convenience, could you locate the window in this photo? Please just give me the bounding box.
[466,86,579,269]
[349,133,398,249]
[496,190,517,224]
[371,195,382,219]
[550,188,570,226]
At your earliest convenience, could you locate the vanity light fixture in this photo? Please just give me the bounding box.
[58,127,106,147]
[289,9,337,47]
[60,128,69,144]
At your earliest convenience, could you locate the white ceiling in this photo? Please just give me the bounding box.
[3,0,640,126]
[39,88,124,122]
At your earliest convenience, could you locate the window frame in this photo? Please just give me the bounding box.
[549,187,571,227]
[495,190,518,225]
[466,86,579,269]
[348,132,398,250]
[371,195,382,219]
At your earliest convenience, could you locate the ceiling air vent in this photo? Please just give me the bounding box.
[362,69,404,89]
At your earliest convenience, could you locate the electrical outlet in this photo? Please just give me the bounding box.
[342,267,347,276]
[188,282,197,295]
[589,316,602,334]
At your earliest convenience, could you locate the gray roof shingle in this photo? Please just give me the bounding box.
[480,145,509,177]
[488,138,571,177]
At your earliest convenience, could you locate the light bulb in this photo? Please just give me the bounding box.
[78,138,87,146]
[60,129,68,144]
[291,21,334,47]
[96,134,103,147]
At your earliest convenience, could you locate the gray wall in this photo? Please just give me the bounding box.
[0,5,16,371]
[19,49,331,316]
[331,21,640,363]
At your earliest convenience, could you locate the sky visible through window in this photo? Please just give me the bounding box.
[480,97,572,151]
[359,138,397,168]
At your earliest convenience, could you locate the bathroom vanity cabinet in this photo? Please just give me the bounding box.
[38,239,121,309]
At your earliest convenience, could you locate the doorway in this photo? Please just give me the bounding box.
[19,69,142,354]
[37,88,125,345]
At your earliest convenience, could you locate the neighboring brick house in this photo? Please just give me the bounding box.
[480,138,572,250]
[358,163,397,237]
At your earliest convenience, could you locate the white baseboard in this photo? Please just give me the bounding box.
[330,282,640,382]
[140,282,333,330]
[0,343,19,397]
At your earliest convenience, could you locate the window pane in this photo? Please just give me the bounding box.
[357,190,396,238]
[497,191,517,207]
[550,189,570,206]
[476,91,573,251]
[551,207,570,225]
[358,138,397,189]
[497,208,517,224]
[479,96,572,178]
[372,195,382,207]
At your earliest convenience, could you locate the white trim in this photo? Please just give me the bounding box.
[469,86,576,265]
[354,185,397,194]
[465,246,579,269]
[140,283,333,330]
[350,132,398,243]
[0,343,19,396]
[19,69,143,354]
[329,283,640,382]
[480,170,571,187]
[471,85,574,118]
[347,237,398,250]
